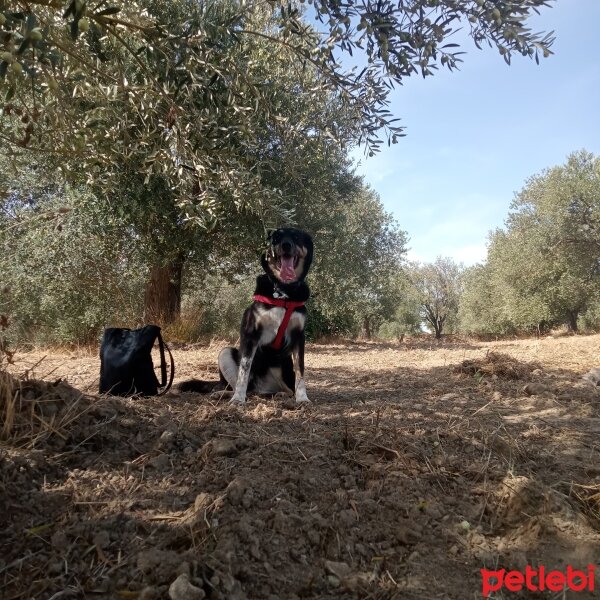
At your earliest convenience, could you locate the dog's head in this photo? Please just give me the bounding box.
[261,228,313,284]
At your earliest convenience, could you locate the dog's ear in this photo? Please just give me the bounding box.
[260,229,275,265]
[300,230,313,249]
[263,229,276,258]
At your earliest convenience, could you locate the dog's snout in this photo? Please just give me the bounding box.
[281,239,293,254]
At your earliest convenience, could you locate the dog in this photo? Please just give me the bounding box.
[179,228,313,405]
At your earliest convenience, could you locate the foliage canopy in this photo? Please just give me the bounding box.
[1,0,555,222]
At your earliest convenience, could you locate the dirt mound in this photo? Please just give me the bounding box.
[1,373,88,445]
[454,351,541,380]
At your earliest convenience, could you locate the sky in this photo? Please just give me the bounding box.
[350,0,600,266]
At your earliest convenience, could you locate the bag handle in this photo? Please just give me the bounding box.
[156,332,175,395]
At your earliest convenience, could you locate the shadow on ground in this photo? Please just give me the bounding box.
[1,344,599,600]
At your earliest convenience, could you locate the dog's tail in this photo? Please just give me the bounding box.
[176,379,225,394]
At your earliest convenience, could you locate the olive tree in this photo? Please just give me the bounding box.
[408,257,464,338]
[1,0,556,161]
[486,150,600,332]
[0,158,146,342]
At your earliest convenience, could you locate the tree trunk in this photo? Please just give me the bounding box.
[566,310,579,333]
[433,317,443,339]
[362,316,371,340]
[144,255,184,325]
[536,320,547,338]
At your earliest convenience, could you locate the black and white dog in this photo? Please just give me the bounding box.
[179,228,313,405]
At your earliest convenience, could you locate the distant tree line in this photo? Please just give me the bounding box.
[381,150,600,339]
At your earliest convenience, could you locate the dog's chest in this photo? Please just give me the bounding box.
[257,305,305,345]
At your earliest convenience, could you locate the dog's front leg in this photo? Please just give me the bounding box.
[230,316,260,405]
[230,358,253,405]
[293,334,311,404]
[229,348,256,405]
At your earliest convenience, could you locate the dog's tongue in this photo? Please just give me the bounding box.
[280,256,296,282]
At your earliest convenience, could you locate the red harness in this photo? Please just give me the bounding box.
[253,294,306,350]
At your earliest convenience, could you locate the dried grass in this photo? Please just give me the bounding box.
[1,334,90,445]
[453,351,541,380]
[162,309,205,343]
[566,482,600,528]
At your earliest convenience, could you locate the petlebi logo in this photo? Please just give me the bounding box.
[481,564,596,597]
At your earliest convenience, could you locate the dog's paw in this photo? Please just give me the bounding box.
[295,393,312,404]
[229,394,247,406]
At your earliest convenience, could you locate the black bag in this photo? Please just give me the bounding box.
[99,325,174,396]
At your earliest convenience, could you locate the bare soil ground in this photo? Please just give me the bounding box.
[2,334,600,599]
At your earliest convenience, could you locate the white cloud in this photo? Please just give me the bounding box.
[405,243,487,266]
[445,243,488,265]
